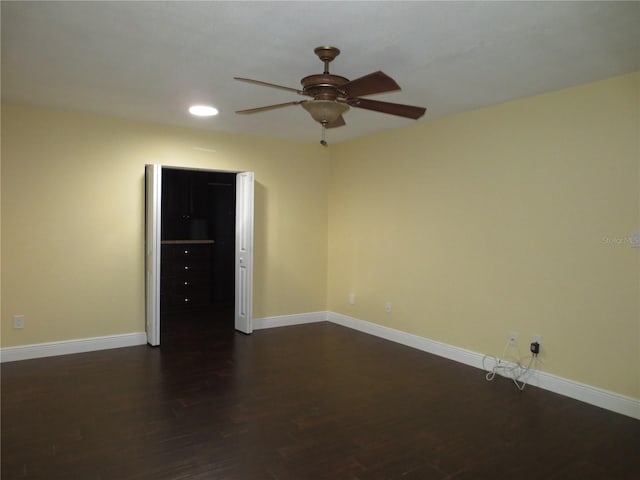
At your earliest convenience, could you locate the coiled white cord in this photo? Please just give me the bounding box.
[482,340,539,391]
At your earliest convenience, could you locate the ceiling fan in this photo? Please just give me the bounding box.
[234,46,427,145]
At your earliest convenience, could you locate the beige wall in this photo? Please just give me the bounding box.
[2,73,638,400]
[1,105,329,346]
[329,73,639,398]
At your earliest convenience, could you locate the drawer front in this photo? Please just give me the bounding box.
[163,276,209,293]
[161,291,210,309]
[162,244,211,260]
[161,259,209,277]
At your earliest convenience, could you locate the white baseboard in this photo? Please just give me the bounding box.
[253,311,328,330]
[525,369,640,421]
[252,311,639,420]
[328,311,484,369]
[3,312,638,420]
[326,312,640,420]
[0,332,148,363]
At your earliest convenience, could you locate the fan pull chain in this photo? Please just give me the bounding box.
[320,123,328,146]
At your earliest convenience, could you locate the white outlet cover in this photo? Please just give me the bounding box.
[13,314,25,329]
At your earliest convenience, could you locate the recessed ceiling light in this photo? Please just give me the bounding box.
[189,105,219,117]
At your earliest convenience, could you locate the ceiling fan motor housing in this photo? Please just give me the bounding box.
[301,74,349,100]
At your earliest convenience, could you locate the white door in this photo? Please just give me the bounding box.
[145,164,162,346]
[235,171,254,334]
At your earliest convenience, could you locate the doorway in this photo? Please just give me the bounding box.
[160,168,236,343]
[145,165,254,346]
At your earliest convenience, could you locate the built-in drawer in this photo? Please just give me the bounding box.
[162,244,211,260]
[160,242,213,311]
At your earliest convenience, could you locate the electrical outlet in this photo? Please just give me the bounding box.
[348,293,356,305]
[13,315,25,329]
[385,302,392,313]
[533,334,542,345]
[508,331,518,346]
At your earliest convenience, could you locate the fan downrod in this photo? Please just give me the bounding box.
[314,46,340,74]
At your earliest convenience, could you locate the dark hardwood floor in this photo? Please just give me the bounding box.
[2,311,639,479]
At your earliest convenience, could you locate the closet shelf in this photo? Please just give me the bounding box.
[161,240,215,245]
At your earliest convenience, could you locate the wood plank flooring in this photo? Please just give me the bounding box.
[2,311,639,479]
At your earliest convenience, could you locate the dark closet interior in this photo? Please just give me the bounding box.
[160,168,236,341]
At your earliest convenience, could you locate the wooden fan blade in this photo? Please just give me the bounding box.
[341,71,401,98]
[325,115,346,129]
[234,77,304,95]
[349,98,426,119]
[236,100,306,114]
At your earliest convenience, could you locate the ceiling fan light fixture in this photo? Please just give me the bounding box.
[189,105,219,117]
[302,100,349,124]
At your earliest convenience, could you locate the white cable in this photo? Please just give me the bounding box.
[482,340,540,391]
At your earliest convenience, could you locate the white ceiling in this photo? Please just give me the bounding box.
[2,1,639,144]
